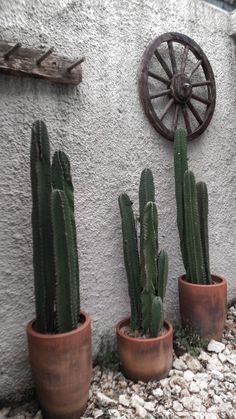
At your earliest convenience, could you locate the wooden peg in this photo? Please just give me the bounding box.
[4,42,22,60]
[67,56,85,72]
[36,47,54,65]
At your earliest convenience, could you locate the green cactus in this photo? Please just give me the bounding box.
[141,202,158,332]
[119,169,168,337]
[31,120,55,333]
[173,128,211,285]
[184,171,205,284]
[118,193,141,330]
[30,121,80,334]
[157,250,168,301]
[51,189,78,332]
[197,182,212,284]
[52,151,80,320]
[174,128,188,276]
[150,296,164,338]
[139,169,156,288]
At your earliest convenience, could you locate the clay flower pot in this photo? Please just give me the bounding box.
[27,310,92,419]
[178,275,227,341]
[116,318,173,382]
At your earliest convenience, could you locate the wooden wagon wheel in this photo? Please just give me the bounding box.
[139,32,216,141]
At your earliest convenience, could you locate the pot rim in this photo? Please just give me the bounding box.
[178,274,226,288]
[116,318,173,343]
[27,309,91,339]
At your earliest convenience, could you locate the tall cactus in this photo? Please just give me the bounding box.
[139,169,156,287]
[30,120,80,334]
[119,169,168,337]
[174,128,211,284]
[184,171,205,284]
[51,189,78,332]
[31,121,55,333]
[174,128,188,276]
[118,193,141,330]
[141,202,158,333]
[197,182,212,284]
[52,151,80,321]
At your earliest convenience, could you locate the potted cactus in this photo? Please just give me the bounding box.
[174,128,227,340]
[116,169,173,382]
[27,121,92,419]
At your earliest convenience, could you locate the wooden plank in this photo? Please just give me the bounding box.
[0,40,83,85]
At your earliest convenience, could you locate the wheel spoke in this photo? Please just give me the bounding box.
[148,71,170,85]
[181,45,189,73]
[160,98,174,121]
[182,106,192,134]
[167,41,177,74]
[187,101,203,125]
[172,104,180,133]
[154,49,172,79]
[150,89,171,99]
[192,80,212,87]
[189,60,202,78]
[191,93,211,105]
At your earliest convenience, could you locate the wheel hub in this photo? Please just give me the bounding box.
[171,73,192,103]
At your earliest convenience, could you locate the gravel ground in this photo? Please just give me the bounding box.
[1,304,236,419]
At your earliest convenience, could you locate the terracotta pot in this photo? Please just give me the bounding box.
[27,310,92,419]
[116,318,173,382]
[178,275,227,341]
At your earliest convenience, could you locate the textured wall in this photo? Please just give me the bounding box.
[0,0,236,401]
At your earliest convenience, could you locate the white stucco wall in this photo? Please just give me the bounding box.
[0,0,236,402]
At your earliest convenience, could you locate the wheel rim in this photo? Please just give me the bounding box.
[139,32,216,141]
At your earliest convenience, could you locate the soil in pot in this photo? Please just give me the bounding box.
[116,318,173,382]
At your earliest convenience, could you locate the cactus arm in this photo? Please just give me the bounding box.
[139,169,156,287]
[174,128,189,276]
[143,202,158,292]
[197,181,212,284]
[51,189,78,333]
[52,151,74,211]
[184,171,205,284]
[150,296,164,337]
[141,290,153,334]
[118,193,141,330]
[139,169,155,224]
[52,151,80,319]
[141,202,158,332]
[31,120,55,333]
[157,250,168,301]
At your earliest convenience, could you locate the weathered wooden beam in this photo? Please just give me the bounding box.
[0,40,84,85]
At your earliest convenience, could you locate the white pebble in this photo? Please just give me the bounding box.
[118,394,129,407]
[207,340,225,353]
[173,401,183,412]
[152,387,163,398]
[189,382,200,393]
[173,358,187,371]
[183,370,194,382]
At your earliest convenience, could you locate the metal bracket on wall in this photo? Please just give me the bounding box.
[0,40,85,85]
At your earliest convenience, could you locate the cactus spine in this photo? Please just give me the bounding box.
[31,121,80,334]
[119,169,168,337]
[174,128,212,284]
